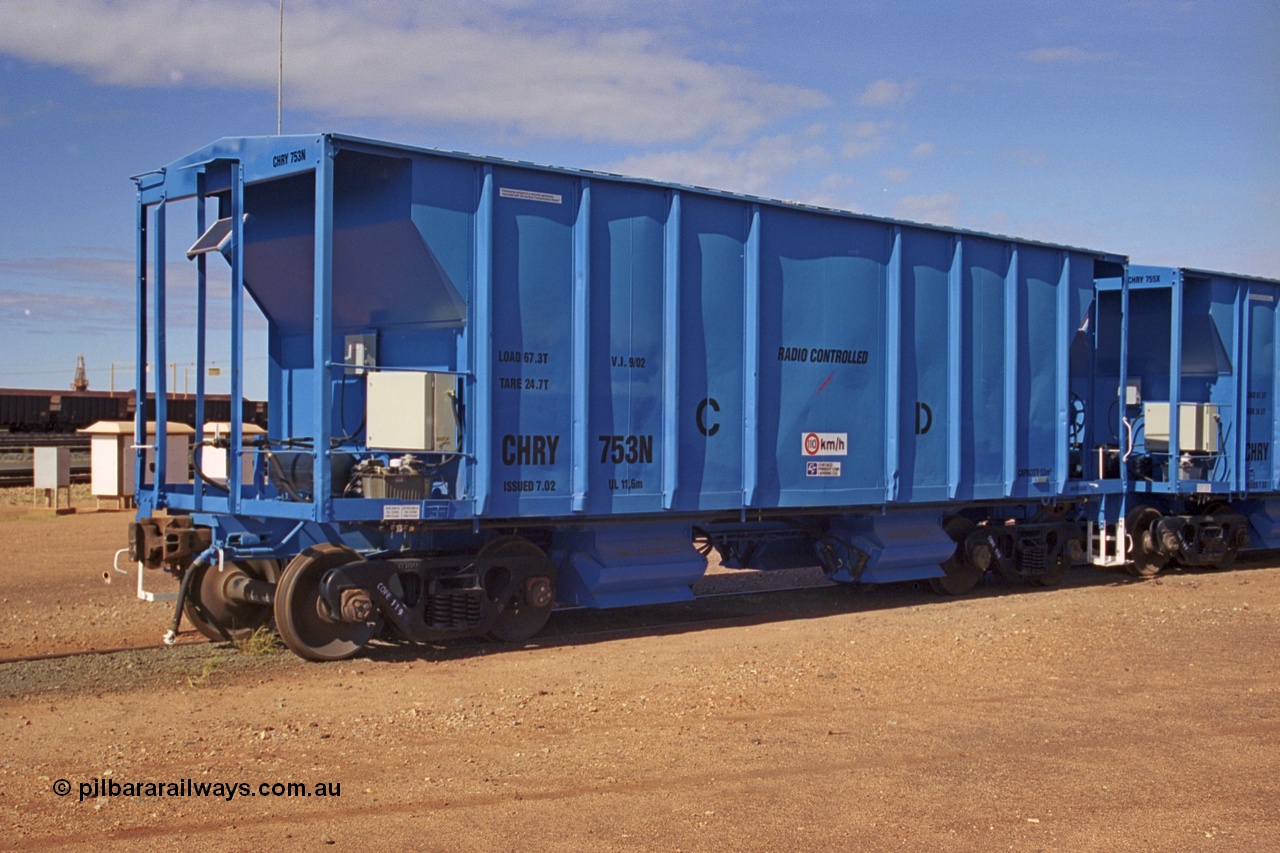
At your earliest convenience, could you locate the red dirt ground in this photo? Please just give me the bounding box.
[1,507,1277,851]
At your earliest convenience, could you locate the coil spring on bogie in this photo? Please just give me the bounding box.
[1189,524,1226,558]
[1018,544,1048,577]
[425,591,483,630]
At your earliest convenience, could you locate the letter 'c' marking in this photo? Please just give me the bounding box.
[696,397,721,436]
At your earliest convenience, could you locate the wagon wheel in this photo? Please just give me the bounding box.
[692,528,716,557]
[1028,513,1074,588]
[929,516,984,596]
[274,545,377,661]
[481,537,558,643]
[1124,506,1168,578]
[183,559,280,642]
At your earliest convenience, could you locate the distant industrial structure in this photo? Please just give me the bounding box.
[71,355,89,392]
[0,388,266,433]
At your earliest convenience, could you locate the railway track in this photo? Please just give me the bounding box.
[0,638,210,666]
[3,551,1277,669]
[0,579,835,668]
[0,434,91,487]
[0,434,89,449]
[0,465,91,488]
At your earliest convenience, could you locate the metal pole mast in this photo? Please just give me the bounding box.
[277,0,284,135]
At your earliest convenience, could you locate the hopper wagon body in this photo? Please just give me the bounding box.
[125,134,1279,659]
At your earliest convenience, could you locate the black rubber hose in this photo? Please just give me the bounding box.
[191,441,230,493]
[265,450,308,502]
[164,549,217,645]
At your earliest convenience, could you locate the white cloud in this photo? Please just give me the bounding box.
[882,168,911,185]
[910,141,935,159]
[841,120,896,159]
[0,250,266,333]
[857,78,919,107]
[0,0,829,145]
[603,133,832,197]
[0,281,132,336]
[0,254,133,289]
[803,173,861,211]
[1020,46,1109,64]
[894,193,961,227]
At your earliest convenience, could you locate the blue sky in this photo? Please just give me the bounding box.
[1,0,1276,400]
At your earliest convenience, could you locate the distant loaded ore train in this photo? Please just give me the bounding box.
[123,133,1278,661]
[0,389,267,433]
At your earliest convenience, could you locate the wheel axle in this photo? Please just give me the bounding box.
[222,574,275,606]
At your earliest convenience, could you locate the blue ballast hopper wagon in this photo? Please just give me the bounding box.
[126,134,1278,659]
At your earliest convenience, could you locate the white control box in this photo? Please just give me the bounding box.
[81,421,194,498]
[33,446,71,489]
[200,422,267,484]
[365,371,456,452]
[1143,402,1219,453]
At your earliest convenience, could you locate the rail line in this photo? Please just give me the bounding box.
[0,581,833,668]
[0,434,91,487]
[0,638,211,667]
[0,469,91,489]
[3,552,1277,669]
[0,434,90,449]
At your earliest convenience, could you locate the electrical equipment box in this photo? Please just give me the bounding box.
[361,468,428,500]
[80,421,195,499]
[200,422,267,484]
[1124,380,1142,406]
[33,446,71,489]
[1143,402,1219,453]
[365,371,457,452]
[343,333,377,375]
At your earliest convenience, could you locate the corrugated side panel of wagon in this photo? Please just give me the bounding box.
[474,155,1112,517]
